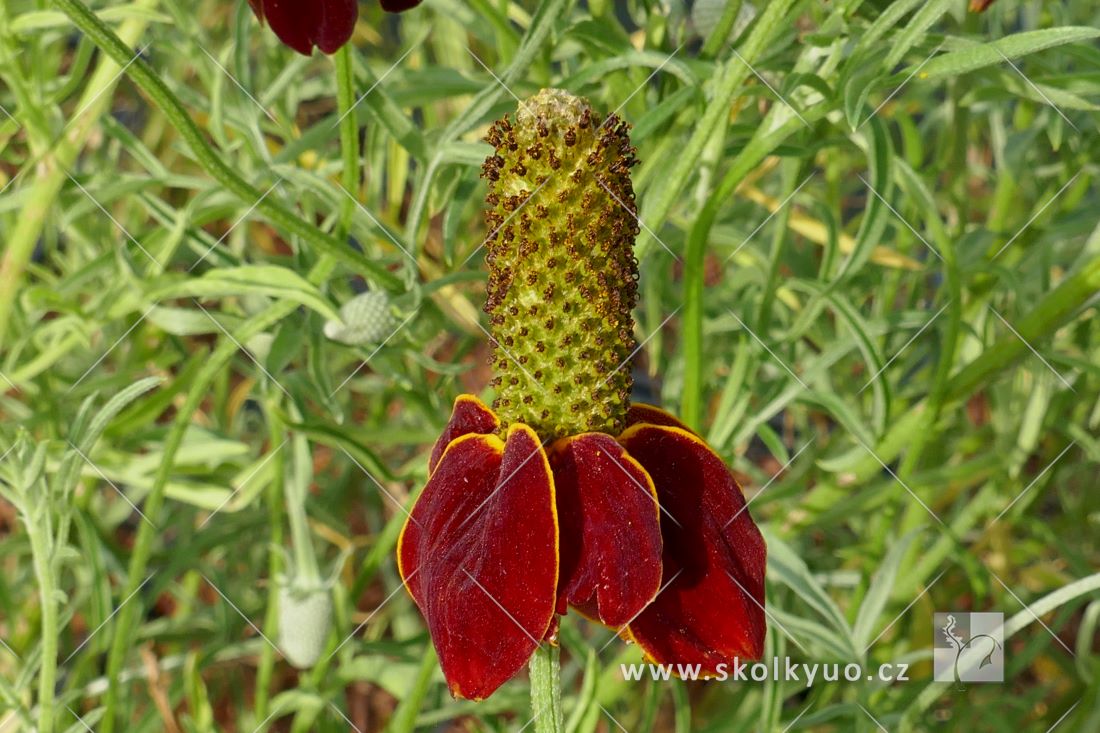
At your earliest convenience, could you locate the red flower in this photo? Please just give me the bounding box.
[248,0,422,56]
[397,395,767,700]
[395,89,767,700]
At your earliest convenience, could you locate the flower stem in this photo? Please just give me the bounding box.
[282,48,361,733]
[27,514,58,733]
[44,2,358,725]
[286,432,321,584]
[254,399,287,720]
[677,0,800,427]
[334,44,359,242]
[99,256,337,732]
[529,645,564,733]
[387,647,439,733]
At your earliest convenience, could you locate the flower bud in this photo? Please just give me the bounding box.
[278,581,333,669]
[324,290,396,345]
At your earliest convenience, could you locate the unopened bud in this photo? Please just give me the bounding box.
[324,290,396,345]
[278,581,333,669]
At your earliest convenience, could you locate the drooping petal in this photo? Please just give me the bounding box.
[549,433,662,627]
[429,394,500,474]
[380,0,424,11]
[619,424,766,671]
[398,424,557,700]
[625,403,697,435]
[249,0,358,55]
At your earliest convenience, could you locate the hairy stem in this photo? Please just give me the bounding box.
[529,645,564,733]
[284,47,361,732]
[254,399,287,720]
[100,259,336,733]
[334,45,359,242]
[27,517,57,733]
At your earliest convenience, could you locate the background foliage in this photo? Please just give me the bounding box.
[2,0,1099,731]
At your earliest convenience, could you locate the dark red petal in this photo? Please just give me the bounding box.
[379,0,423,11]
[549,433,662,627]
[625,403,698,435]
[252,0,357,55]
[398,425,557,700]
[429,394,500,474]
[619,424,766,672]
[314,0,359,53]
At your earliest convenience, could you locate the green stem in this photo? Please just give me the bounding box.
[46,6,366,725]
[892,178,962,580]
[100,259,336,733]
[680,203,718,429]
[529,645,564,733]
[755,159,802,334]
[385,647,438,733]
[51,0,401,292]
[286,432,321,583]
[675,0,824,428]
[946,253,1100,401]
[254,400,288,721]
[282,47,362,733]
[281,45,363,730]
[27,516,57,733]
[334,45,359,241]
[681,112,821,428]
[636,0,797,260]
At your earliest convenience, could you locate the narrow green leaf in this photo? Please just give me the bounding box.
[10,5,170,32]
[918,28,1100,80]
[764,531,858,658]
[853,528,922,649]
[149,266,342,323]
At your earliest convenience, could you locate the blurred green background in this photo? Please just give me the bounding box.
[1,0,1099,731]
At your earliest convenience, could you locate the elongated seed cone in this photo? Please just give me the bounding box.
[481,89,640,439]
